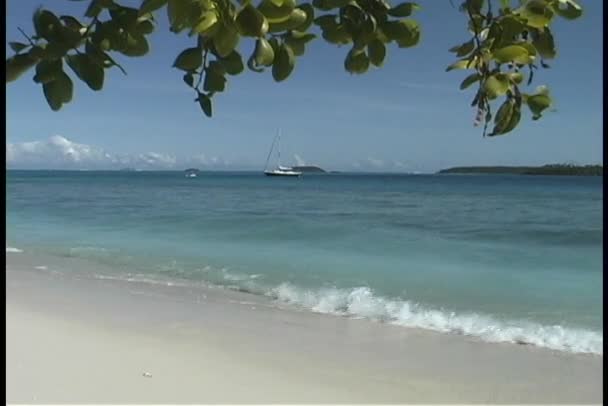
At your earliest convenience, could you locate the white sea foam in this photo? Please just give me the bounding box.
[269,283,603,355]
[69,246,109,254]
[221,269,263,282]
[6,247,23,253]
[34,266,48,270]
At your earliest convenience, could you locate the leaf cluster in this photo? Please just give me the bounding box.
[6,0,582,136]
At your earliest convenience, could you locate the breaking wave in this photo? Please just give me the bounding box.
[268,283,602,355]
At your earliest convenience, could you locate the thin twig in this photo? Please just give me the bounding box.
[83,16,99,38]
[17,27,35,46]
[195,49,208,91]
[466,4,481,50]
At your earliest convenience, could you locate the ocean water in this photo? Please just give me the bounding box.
[6,170,603,354]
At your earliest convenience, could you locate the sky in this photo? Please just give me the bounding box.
[6,0,603,172]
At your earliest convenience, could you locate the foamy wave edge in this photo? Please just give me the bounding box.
[6,247,23,253]
[268,283,603,355]
[87,269,602,355]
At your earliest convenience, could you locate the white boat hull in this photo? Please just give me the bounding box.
[264,170,302,177]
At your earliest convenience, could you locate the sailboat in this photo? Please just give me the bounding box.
[263,130,302,177]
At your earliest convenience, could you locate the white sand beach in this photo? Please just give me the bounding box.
[6,252,603,404]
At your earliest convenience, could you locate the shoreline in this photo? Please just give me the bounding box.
[5,246,602,356]
[6,252,603,403]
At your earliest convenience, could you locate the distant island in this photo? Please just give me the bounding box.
[291,166,327,173]
[438,164,602,176]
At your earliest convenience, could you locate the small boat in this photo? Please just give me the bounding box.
[263,130,302,177]
[185,168,200,178]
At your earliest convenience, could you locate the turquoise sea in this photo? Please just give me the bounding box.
[6,170,603,354]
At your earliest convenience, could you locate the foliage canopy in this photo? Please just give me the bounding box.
[6,0,583,136]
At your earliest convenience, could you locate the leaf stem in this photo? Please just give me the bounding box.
[17,27,35,46]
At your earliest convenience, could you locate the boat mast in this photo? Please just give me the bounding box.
[263,130,279,171]
[277,128,281,167]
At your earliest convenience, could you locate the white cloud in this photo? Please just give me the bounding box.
[6,135,213,170]
[367,157,385,168]
[7,135,112,168]
[136,152,177,167]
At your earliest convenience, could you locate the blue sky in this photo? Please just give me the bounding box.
[6,0,603,172]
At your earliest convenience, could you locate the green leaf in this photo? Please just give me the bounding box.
[314,14,337,29]
[204,62,227,92]
[268,8,308,32]
[464,0,485,15]
[183,72,194,87]
[284,31,315,56]
[550,0,582,19]
[321,23,351,45]
[382,19,420,48]
[498,15,524,43]
[66,53,105,90]
[483,73,510,99]
[247,53,265,72]
[507,71,524,84]
[518,42,537,58]
[167,0,190,32]
[258,0,296,23]
[344,48,369,74]
[213,23,240,58]
[387,2,420,17]
[173,47,202,71]
[367,39,385,67]
[295,3,314,31]
[532,28,556,59]
[110,6,140,31]
[515,0,554,28]
[254,38,275,66]
[45,41,71,59]
[9,42,29,53]
[121,33,150,57]
[311,0,332,11]
[492,45,532,64]
[527,93,551,119]
[42,71,73,111]
[136,20,155,35]
[449,39,475,57]
[33,59,63,84]
[489,98,521,136]
[193,11,219,35]
[139,0,168,16]
[60,15,85,33]
[445,57,477,71]
[6,54,38,83]
[85,0,110,18]
[272,43,295,82]
[236,3,269,37]
[220,51,245,75]
[33,9,61,41]
[459,72,480,89]
[196,92,212,117]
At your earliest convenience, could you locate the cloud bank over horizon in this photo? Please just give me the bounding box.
[6,135,423,172]
[6,135,235,170]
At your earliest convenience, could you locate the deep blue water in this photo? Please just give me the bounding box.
[6,170,603,354]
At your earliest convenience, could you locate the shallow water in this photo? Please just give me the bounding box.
[6,170,603,354]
